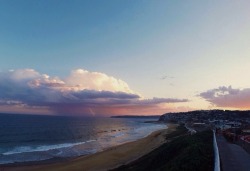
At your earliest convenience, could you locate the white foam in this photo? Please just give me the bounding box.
[3,139,96,155]
[132,124,166,138]
[111,132,125,138]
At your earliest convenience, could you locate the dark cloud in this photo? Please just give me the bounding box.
[72,90,140,100]
[134,97,188,105]
[0,69,189,115]
[200,86,250,109]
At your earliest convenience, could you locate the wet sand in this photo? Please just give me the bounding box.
[2,123,178,171]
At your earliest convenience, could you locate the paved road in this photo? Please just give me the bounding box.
[216,135,250,171]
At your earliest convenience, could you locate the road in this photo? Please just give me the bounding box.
[216,135,250,171]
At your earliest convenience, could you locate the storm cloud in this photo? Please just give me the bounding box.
[0,69,188,116]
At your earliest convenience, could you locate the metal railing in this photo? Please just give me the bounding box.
[213,130,220,171]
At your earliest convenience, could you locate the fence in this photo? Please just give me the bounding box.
[213,130,220,171]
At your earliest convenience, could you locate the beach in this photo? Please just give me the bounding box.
[3,123,178,171]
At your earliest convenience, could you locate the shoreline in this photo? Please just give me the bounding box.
[2,123,178,171]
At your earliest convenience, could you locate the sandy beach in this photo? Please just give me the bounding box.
[2,123,178,171]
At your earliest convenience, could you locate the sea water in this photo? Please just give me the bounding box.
[0,114,166,164]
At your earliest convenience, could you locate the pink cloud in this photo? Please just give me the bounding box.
[200,86,250,109]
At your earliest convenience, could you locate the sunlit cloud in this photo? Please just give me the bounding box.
[64,69,134,93]
[0,69,189,116]
[200,86,250,109]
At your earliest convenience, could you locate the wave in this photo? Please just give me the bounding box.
[134,124,166,132]
[111,132,125,138]
[3,139,96,155]
[0,119,167,165]
[131,124,166,138]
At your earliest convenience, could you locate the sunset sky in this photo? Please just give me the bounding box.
[0,0,250,116]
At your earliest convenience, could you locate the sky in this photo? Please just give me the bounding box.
[0,0,250,116]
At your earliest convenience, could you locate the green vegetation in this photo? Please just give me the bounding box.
[165,124,188,140]
[112,127,214,171]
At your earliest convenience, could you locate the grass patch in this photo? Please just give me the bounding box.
[165,124,188,140]
[112,128,214,171]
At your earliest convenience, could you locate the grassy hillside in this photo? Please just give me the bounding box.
[112,127,214,171]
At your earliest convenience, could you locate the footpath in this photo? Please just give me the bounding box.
[216,135,250,171]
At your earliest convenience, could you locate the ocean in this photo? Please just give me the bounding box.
[0,114,166,164]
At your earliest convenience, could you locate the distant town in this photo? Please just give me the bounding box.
[159,110,250,153]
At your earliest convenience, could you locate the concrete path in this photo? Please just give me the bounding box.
[216,135,250,171]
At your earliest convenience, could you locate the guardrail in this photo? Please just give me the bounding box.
[213,130,220,171]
